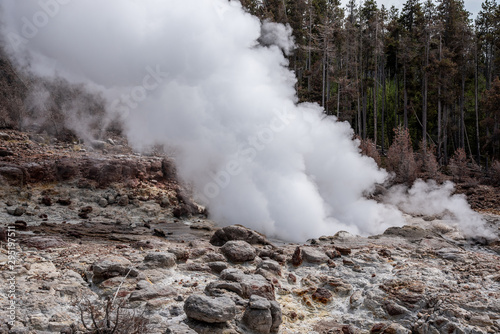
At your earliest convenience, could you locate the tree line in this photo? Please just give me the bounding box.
[242,0,500,167]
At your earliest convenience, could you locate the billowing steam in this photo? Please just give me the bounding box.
[0,0,490,241]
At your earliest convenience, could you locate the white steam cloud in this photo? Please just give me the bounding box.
[0,0,490,241]
[384,180,492,239]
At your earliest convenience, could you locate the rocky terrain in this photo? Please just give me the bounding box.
[1,129,500,334]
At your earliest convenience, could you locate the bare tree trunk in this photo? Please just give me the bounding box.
[362,88,367,140]
[373,20,378,146]
[422,32,429,149]
[403,62,408,129]
[337,82,341,118]
[322,48,326,108]
[395,58,399,129]
[475,40,480,164]
[382,63,386,154]
[438,35,443,164]
[443,105,449,165]
[307,6,312,92]
[460,71,466,149]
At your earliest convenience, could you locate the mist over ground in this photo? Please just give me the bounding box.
[0,0,490,241]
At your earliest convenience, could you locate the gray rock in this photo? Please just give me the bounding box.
[144,252,176,268]
[117,195,129,206]
[129,285,176,301]
[165,323,197,334]
[207,261,228,274]
[90,140,106,149]
[7,206,26,217]
[301,247,329,264]
[257,259,281,276]
[205,280,243,297]
[92,256,133,283]
[0,132,11,140]
[220,269,275,300]
[210,225,270,246]
[221,240,257,263]
[98,197,108,208]
[242,295,282,334]
[184,294,236,323]
[248,294,271,309]
[269,300,282,333]
[243,305,272,333]
[24,236,66,250]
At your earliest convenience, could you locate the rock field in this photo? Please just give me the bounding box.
[1,129,500,334]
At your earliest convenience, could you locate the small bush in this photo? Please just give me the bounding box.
[492,160,500,185]
[386,126,417,184]
[77,297,149,334]
[416,141,440,180]
[449,148,468,182]
[359,138,381,167]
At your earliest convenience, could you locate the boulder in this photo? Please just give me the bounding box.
[184,294,236,323]
[92,256,133,283]
[220,269,275,301]
[302,247,329,264]
[143,252,176,268]
[257,259,282,276]
[221,240,257,263]
[242,295,282,334]
[210,225,270,246]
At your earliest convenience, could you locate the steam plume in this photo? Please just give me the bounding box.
[0,0,490,241]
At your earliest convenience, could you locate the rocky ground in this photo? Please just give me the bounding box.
[1,129,500,334]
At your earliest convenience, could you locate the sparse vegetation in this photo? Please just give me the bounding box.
[386,126,417,184]
[417,141,441,181]
[76,297,149,334]
[492,160,500,185]
[359,137,381,166]
[449,148,469,182]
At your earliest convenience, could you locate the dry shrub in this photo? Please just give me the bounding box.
[386,126,417,184]
[359,138,381,166]
[492,160,500,185]
[449,148,468,182]
[76,297,149,334]
[416,141,440,180]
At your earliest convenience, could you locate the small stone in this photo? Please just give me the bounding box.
[326,248,342,259]
[98,197,108,208]
[57,198,72,206]
[117,196,129,206]
[334,246,352,255]
[312,287,333,304]
[385,302,408,316]
[7,206,26,217]
[41,196,53,206]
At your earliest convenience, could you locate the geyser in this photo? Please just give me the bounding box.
[0,0,489,241]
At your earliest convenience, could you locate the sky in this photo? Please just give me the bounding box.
[341,0,482,21]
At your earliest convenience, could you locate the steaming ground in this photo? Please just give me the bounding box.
[0,0,491,241]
